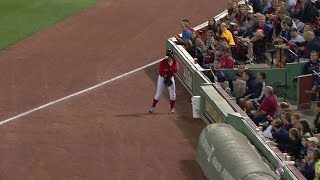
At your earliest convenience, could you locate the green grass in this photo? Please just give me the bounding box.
[0,0,97,50]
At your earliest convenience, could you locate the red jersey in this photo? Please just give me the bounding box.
[220,55,235,69]
[159,58,178,78]
[258,95,278,117]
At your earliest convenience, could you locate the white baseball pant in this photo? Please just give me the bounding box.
[154,75,176,101]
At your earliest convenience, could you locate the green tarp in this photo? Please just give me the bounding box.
[197,123,279,180]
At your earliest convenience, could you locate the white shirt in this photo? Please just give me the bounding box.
[290,34,305,43]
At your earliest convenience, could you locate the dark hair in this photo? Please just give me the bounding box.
[243,69,253,79]
[259,72,267,80]
[317,102,320,107]
[301,120,313,136]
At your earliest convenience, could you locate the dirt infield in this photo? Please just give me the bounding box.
[0,0,226,179]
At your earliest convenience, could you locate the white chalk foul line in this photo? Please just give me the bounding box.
[0,58,163,125]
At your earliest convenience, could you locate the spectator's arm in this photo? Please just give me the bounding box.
[255,110,267,117]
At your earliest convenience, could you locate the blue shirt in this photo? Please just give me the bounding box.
[182,29,192,40]
[272,128,289,152]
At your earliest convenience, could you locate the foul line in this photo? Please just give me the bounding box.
[0,58,163,125]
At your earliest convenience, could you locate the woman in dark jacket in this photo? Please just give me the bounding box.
[207,18,219,37]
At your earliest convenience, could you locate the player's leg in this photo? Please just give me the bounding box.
[149,75,165,113]
[168,76,176,113]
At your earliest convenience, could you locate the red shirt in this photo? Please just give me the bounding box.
[220,55,235,69]
[159,58,178,78]
[258,95,278,117]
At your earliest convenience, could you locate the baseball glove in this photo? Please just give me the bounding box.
[164,77,173,87]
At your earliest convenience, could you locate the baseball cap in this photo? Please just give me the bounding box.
[166,49,173,58]
[307,137,319,144]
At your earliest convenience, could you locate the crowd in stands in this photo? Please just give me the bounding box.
[174,0,320,179]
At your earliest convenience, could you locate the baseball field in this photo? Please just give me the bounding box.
[0,0,226,179]
[0,0,97,49]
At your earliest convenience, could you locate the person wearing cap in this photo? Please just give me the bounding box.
[307,137,319,148]
[149,49,178,114]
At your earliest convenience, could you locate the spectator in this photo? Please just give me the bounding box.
[304,147,318,179]
[301,135,310,160]
[241,70,258,101]
[302,51,320,91]
[288,127,303,159]
[301,120,313,137]
[275,101,290,119]
[242,14,273,61]
[175,23,192,47]
[233,4,248,27]
[231,63,247,97]
[303,31,320,55]
[252,86,278,125]
[261,0,272,14]
[282,110,294,131]
[314,149,320,179]
[290,28,305,44]
[220,22,236,46]
[271,119,290,151]
[297,0,319,24]
[249,0,263,13]
[238,71,267,114]
[291,112,303,133]
[314,101,320,133]
[219,46,235,69]
[207,18,219,36]
[182,19,195,32]
[207,59,227,83]
[307,137,319,148]
[187,31,206,64]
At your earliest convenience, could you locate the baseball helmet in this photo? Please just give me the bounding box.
[166,49,174,58]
